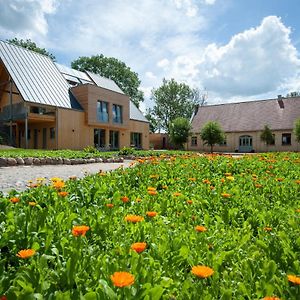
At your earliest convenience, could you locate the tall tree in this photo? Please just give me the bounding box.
[71,55,143,108]
[169,117,191,149]
[145,109,161,133]
[7,38,56,61]
[150,78,198,132]
[200,121,225,153]
[294,118,300,143]
[260,125,274,149]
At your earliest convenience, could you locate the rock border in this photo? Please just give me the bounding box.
[0,156,125,167]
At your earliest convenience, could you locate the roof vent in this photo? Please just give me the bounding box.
[277,95,284,109]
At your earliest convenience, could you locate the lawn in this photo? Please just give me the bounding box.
[0,152,300,299]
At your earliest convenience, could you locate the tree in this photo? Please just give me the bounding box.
[71,55,143,108]
[294,118,300,143]
[200,121,225,153]
[260,125,274,149]
[149,78,198,132]
[169,117,191,149]
[7,38,55,61]
[145,109,161,133]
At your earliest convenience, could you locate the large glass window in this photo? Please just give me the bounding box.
[131,132,142,149]
[112,104,123,123]
[282,133,291,145]
[94,129,106,148]
[191,136,197,146]
[109,131,119,149]
[97,101,109,123]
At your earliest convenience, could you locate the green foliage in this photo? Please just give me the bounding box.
[294,118,300,143]
[83,146,99,154]
[149,78,198,132]
[145,109,160,133]
[260,125,275,146]
[118,147,135,156]
[71,55,143,108]
[0,152,300,299]
[169,117,191,149]
[7,38,56,61]
[200,121,225,153]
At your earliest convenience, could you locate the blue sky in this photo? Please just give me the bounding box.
[0,0,300,111]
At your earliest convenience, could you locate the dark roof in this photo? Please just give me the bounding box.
[191,97,300,132]
[130,101,148,122]
[0,40,82,110]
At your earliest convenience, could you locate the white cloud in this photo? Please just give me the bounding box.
[199,16,300,98]
[157,59,170,68]
[203,0,216,5]
[0,0,58,37]
[145,72,157,80]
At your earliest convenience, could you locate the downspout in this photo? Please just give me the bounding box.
[9,76,13,146]
[56,107,58,149]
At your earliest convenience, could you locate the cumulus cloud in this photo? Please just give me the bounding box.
[199,16,300,97]
[0,0,58,37]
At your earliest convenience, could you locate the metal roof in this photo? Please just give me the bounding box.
[0,40,82,110]
[130,101,148,122]
[86,71,124,94]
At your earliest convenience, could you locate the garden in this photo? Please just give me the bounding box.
[0,152,300,299]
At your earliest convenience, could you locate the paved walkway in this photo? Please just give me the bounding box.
[0,161,132,195]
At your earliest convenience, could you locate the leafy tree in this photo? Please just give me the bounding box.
[200,121,225,153]
[145,109,161,133]
[294,118,300,143]
[260,125,274,148]
[169,117,191,149]
[7,38,56,61]
[149,78,198,132]
[71,55,143,108]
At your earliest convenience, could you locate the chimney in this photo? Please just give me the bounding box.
[277,95,284,109]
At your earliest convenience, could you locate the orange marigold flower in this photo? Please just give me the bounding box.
[58,191,69,197]
[121,196,129,203]
[255,184,263,188]
[187,200,193,204]
[146,211,157,217]
[288,274,300,285]
[262,297,281,300]
[10,197,20,204]
[295,180,300,184]
[72,225,90,237]
[106,203,114,208]
[28,201,37,206]
[295,209,300,213]
[52,181,65,189]
[220,178,225,183]
[17,249,36,259]
[221,193,231,198]
[111,271,135,287]
[173,192,182,197]
[0,295,7,300]
[195,225,207,232]
[263,227,272,232]
[135,198,142,203]
[125,215,144,223]
[191,265,214,278]
[148,190,158,195]
[162,185,168,190]
[276,178,284,182]
[131,242,147,253]
[147,187,156,191]
[202,179,211,184]
[210,185,215,190]
[188,177,196,181]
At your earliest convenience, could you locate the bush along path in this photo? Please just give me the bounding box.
[1,152,300,299]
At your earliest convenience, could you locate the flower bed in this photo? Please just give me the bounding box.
[0,153,300,299]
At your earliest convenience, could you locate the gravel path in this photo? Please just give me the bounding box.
[0,161,132,195]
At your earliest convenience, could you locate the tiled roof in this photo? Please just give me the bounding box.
[0,40,82,110]
[191,97,300,132]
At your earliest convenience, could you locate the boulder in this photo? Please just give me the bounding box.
[7,158,17,166]
[24,157,33,165]
[16,157,25,165]
[0,157,7,167]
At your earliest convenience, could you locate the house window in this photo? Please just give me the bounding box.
[131,132,142,149]
[94,129,106,148]
[109,131,119,149]
[191,136,197,146]
[97,101,109,122]
[112,104,122,123]
[50,127,55,139]
[27,129,31,140]
[282,133,291,145]
[219,137,227,146]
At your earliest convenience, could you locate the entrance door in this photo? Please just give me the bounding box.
[42,128,47,149]
[94,129,106,149]
[109,131,119,150]
[239,135,253,152]
[34,129,38,149]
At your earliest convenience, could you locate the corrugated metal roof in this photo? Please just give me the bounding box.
[86,71,124,94]
[130,101,148,122]
[191,97,300,132]
[0,40,82,110]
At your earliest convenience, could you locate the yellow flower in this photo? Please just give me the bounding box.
[52,181,65,190]
[288,274,300,285]
[28,202,37,206]
[191,265,214,278]
[226,176,234,181]
[125,215,144,223]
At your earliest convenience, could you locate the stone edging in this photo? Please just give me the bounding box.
[0,156,125,167]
